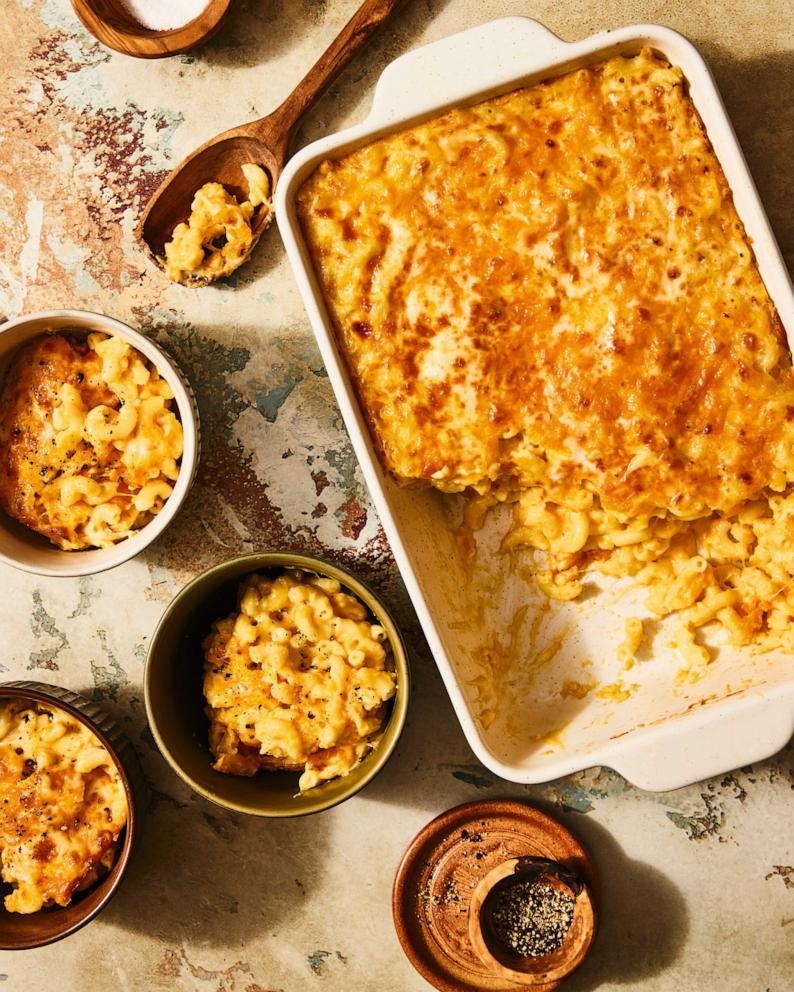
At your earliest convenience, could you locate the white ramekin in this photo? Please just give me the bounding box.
[0,310,200,577]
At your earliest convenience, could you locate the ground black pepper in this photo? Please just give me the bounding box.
[490,881,574,957]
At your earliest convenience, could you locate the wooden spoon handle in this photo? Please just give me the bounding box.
[254,0,405,158]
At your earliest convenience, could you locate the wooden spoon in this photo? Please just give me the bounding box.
[137,0,405,285]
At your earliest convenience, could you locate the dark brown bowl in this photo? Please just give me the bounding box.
[0,682,146,949]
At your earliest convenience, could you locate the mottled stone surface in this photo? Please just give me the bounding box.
[0,1,792,989]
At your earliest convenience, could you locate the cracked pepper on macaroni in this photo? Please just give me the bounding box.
[0,331,183,550]
[0,700,128,913]
[203,570,396,792]
[297,49,794,670]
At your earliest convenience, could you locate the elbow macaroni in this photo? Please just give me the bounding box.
[162,164,271,285]
[202,570,397,792]
[0,700,128,914]
[617,619,645,670]
[508,487,794,666]
[0,332,183,550]
[298,49,794,671]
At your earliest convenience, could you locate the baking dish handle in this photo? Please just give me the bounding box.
[369,17,568,123]
[609,695,794,792]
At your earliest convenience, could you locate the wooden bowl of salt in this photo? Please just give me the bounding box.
[71,0,231,58]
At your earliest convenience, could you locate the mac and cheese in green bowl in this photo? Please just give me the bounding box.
[145,552,410,817]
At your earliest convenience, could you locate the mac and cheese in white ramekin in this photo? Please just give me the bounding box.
[0,330,184,551]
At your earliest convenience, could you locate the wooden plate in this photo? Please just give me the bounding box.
[392,800,597,992]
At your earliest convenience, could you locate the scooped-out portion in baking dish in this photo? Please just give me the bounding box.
[296,47,794,677]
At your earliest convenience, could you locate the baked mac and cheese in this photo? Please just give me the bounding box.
[0,699,128,914]
[163,163,271,285]
[297,49,794,666]
[0,332,183,550]
[203,570,397,792]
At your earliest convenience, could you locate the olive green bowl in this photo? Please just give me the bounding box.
[144,552,410,817]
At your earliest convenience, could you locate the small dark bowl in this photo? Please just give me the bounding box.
[0,682,145,949]
[145,552,410,817]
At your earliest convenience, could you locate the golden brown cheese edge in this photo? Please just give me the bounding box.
[0,332,183,550]
[296,49,792,519]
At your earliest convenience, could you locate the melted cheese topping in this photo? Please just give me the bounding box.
[203,570,396,792]
[298,50,794,662]
[0,332,183,550]
[163,164,271,284]
[0,700,127,914]
[297,50,791,515]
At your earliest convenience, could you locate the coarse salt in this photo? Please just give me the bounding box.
[118,0,210,32]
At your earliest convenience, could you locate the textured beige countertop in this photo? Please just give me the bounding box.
[0,0,792,989]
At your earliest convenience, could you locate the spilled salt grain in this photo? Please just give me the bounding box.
[118,0,210,32]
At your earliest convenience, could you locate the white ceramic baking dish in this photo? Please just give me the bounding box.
[0,310,200,577]
[277,18,794,791]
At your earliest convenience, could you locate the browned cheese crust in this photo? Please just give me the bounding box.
[297,50,792,519]
[0,334,112,545]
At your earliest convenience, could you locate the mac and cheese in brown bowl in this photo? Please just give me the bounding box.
[146,552,410,817]
[0,682,144,949]
[0,311,199,577]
